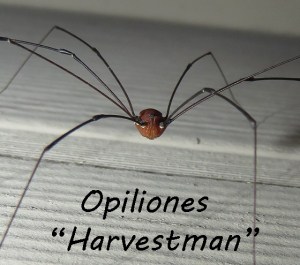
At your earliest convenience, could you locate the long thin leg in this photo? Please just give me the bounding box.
[53,26,135,116]
[206,88,257,265]
[0,26,135,116]
[166,73,299,262]
[247,77,300,82]
[167,88,210,119]
[7,38,130,116]
[166,52,238,118]
[169,87,257,265]
[0,37,132,117]
[0,114,134,249]
[0,29,53,95]
[167,76,300,121]
[170,55,300,121]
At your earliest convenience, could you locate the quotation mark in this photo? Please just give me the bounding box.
[246,227,260,237]
[52,227,65,237]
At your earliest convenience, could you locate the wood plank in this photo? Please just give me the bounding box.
[0,5,299,265]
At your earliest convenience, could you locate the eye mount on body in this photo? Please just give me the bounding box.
[134,108,168,140]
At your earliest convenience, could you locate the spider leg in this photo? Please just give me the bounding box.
[0,37,132,117]
[168,86,255,122]
[0,29,53,95]
[247,77,300,82]
[171,55,300,121]
[204,88,255,123]
[203,88,257,265]
[53,26,135,116]
[0,34,131,117]
[0,114,134,249]
[167,88,210,119]
[169,87,257,265]
[166,51,238,118]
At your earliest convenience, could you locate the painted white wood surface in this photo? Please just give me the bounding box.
[0,6,299,265]
[0,0,300,36]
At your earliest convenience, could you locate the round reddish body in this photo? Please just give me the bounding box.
[135,109,166,140]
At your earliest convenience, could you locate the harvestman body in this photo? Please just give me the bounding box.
[0,26,299,265]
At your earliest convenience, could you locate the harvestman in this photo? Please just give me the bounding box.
[0,26,299,265]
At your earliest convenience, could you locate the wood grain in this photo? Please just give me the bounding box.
[0,5,299,265]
